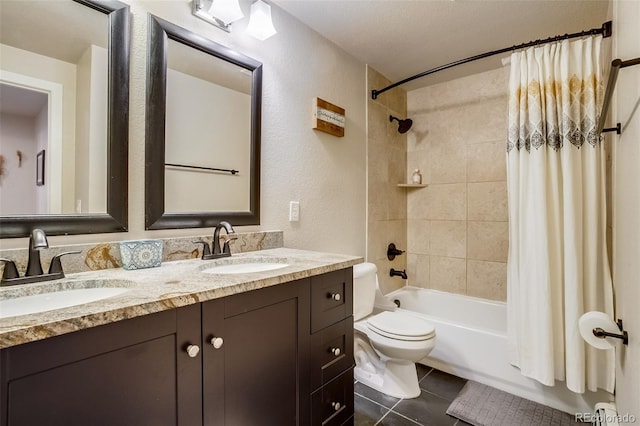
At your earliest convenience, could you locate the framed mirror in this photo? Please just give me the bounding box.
[0,0,129,238]
[145,15,261,230]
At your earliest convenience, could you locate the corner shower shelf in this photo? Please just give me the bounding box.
[397,184,428,188]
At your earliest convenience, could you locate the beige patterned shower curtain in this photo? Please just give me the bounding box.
[506,36,615,394]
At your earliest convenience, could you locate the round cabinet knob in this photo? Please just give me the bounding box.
[186,344,200,358]
[210,337,224,349]
[331,402,341,412]
[330,293,341,301]
[330,347,341,357]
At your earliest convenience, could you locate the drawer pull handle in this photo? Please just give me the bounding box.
[329,293,341,301]
[331,402,341,412]
[330,347,341,357]
[186,344,200,358]
[211,337,224,349]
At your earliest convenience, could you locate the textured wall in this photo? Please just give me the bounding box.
[366,66,408,295]
[407,67,510,301]
[612,0,640,418]
[0,0,367,259]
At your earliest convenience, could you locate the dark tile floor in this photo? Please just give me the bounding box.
[354,365,473,426]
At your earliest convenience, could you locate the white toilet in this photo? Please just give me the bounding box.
[353,262,436,399]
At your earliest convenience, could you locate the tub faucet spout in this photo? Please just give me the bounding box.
[390,268,407,279]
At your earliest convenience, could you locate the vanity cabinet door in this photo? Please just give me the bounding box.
[201,279,311,426]
[0,306,202,426]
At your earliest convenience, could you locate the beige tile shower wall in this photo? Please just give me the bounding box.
[407,67,510,302]
[367,66,408,295]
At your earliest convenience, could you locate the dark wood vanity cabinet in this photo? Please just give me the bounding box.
[201,279,311,426]
[309,268,355,426]
[0,306,202,426]
[200,269,355,426]
[0,268,355,426]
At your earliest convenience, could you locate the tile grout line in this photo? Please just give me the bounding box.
[417,386,455,401]
[418,366,434,383]
[386,408,427,426]
[354,391,394,421]
[374,397,425,426]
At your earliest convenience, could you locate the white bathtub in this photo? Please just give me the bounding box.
[386,286,612,415]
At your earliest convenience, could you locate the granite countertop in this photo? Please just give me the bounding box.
[0,248,362,349]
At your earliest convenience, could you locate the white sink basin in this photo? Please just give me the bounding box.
[0,287,130,319]
[202,262,289,275]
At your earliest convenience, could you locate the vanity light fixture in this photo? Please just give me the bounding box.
[209,0,243,25]
[193,0,241,32]
[192,0,277,40]
[246,0,277,40]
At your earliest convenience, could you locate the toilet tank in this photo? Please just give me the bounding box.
[353,262,377,321]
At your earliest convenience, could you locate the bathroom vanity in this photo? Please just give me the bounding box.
[0,249,359,426]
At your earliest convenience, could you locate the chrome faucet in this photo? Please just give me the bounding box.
[194,221,237,260]
[213,221,236,257]
[26,228,48,276]
[0,229,79,286]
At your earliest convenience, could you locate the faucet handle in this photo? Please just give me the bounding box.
[222,236,238,255]
[193,240,211,259]
[0,258,19,280]
[48,251,81,275]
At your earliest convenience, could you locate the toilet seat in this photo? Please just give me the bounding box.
[367,311,435,341]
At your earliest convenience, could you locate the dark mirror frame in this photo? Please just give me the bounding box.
[145,15,262,230]
[0,0,130,238]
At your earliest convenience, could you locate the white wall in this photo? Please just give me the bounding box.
[75,44,108,214]
[0,0,368,257]
[612,0,640,419]
[35,105,48,214]
[0,44,77,214]
[76,46,93,213]
[164,68,251,213]
[0,112,37,214]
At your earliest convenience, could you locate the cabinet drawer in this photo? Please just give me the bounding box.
[311,268,353,333]
[311,369,354,426]
[310,317,354,391]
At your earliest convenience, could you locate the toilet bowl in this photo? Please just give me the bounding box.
[353,263,436,399]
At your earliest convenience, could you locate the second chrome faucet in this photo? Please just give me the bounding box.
[194,221,238,260]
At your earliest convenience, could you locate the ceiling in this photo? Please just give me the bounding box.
[0,0,107,64]
[272,0,611,91]
[0,83,48,117]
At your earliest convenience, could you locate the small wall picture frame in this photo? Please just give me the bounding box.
[36,149,45,186]
[312,97,345,137]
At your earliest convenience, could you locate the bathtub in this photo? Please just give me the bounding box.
[385,286,612,415]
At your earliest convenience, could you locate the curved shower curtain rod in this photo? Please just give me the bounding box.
[371,21,612,100]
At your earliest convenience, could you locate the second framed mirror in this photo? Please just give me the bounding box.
[145,15,262,230]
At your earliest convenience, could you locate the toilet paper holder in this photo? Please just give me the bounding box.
[592,319,629,345]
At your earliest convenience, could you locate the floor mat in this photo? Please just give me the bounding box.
[446,381,582,425]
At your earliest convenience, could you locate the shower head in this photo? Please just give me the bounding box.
[389,115,413,134]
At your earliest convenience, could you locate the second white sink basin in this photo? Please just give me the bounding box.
[202,262,289,275]
[0,287,130,319]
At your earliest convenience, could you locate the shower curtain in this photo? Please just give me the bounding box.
[506,36,615,394]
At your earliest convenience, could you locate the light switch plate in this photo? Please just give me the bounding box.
[289,201,300,222]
